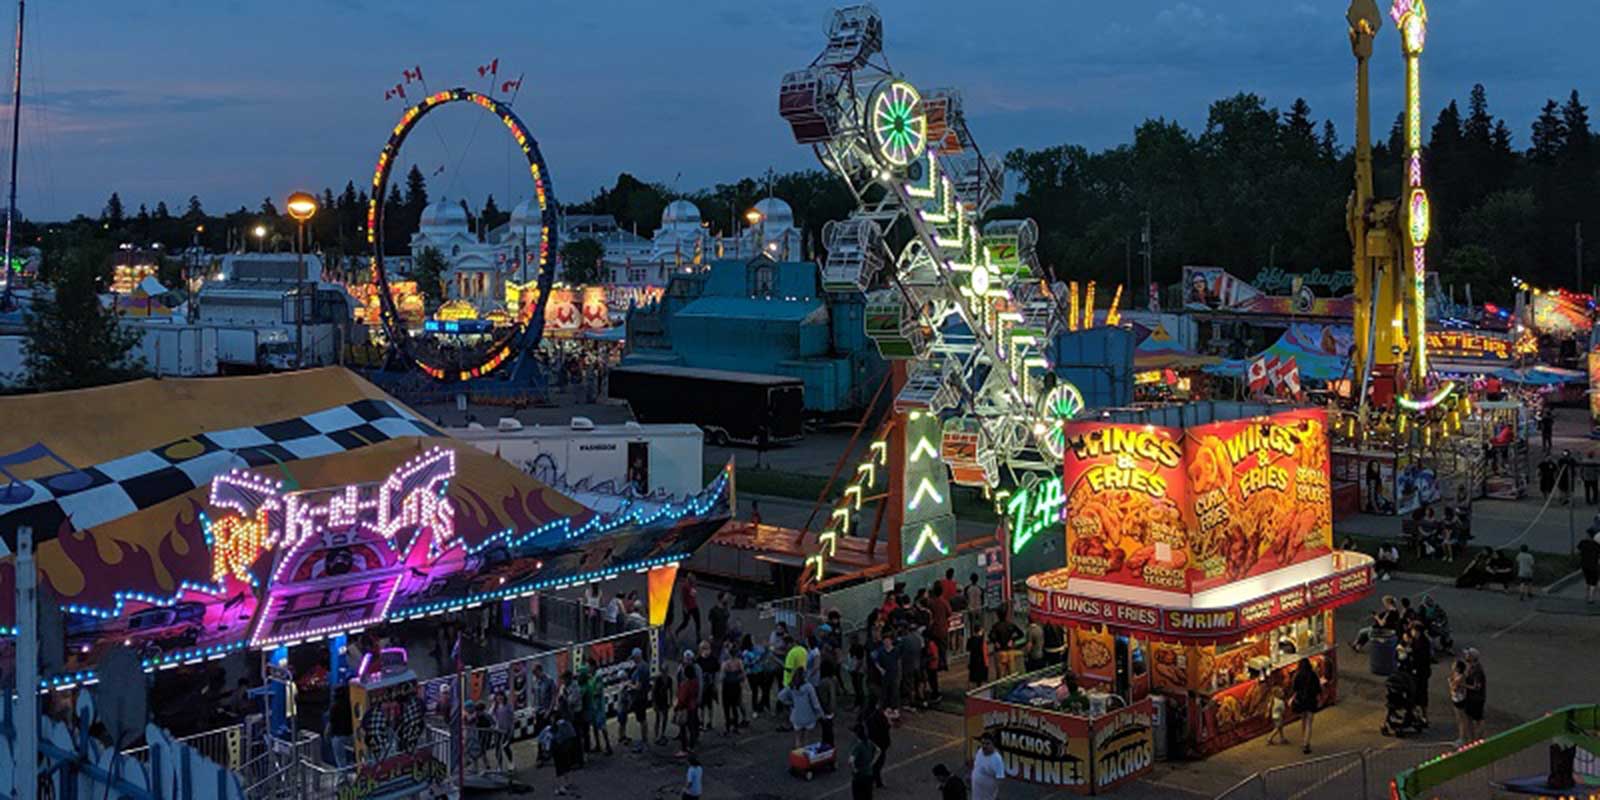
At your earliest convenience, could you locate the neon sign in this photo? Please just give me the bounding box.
[1007,476,1065,554]
[206,447,457,585]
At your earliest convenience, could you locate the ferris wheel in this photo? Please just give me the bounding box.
[778,5,1078,583]
[365,88,561,382]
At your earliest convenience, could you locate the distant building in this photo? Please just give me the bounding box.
[409,196,809,312]
[622,254,883,415]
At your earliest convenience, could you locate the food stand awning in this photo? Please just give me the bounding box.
[1026,553,1375,645]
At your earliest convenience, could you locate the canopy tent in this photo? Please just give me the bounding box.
[1204,323,1353,381]
[1134,323,1221,371]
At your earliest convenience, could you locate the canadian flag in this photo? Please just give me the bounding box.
[402,65,424,84]
[1275,356,1302,397]
[1247,357,1270,393]
[383,83,406,101]
[1263,355,1282,388]
[500,77,522,94]
[477,58,499,78]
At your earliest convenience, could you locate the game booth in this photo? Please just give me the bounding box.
[965,406,1374,790]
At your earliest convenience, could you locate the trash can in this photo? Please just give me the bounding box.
[1369,629,1398,676]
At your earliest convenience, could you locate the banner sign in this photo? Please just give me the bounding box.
[1027,558,1372,642]
[963,695,1154,793]
[1061,409,1333,594]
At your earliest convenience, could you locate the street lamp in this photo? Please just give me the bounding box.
[251,224,267,253]
[285,191,318,369]
[745,208,764,258]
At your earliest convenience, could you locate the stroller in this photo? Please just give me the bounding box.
[1380,671,1425,737]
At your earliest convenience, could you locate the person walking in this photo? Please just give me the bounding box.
[1540,411,1554,454]
[779,670,824,750]
[674,574,701,644]
[849,724,879,800]
[674,655,701,758]
[1539,456,1557,499]
[491,691,515,771]
[963,573,985,632]
[584,660,612,755]
[1579,531,1600,604]
[1560,450,1577,505]
[622,648,651,752]
[682,754,704,800]
[1462,648,1487,741]
[550,711,581,796]
[708,592,731,646]
[1366,460,1383,512]
[933,764,968,799]
[1516,545,1536,601]
[1406,623,1433,728]
[652,668,674,746]
[864,698,892,789]
[1583,452,1600,505]
[1292,657,1323,754]
[971,733,1006,800]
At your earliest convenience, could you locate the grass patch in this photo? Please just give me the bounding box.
[1335,531,1580,586]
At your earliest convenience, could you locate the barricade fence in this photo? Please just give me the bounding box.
[1214,742,1463,800]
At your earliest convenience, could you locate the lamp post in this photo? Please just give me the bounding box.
[252,224,267,254]
[189,224,203,323]
[286,192,318,369]
[745,208,763,258]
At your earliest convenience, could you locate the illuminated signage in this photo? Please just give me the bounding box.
[1424,330,1512,360]
[1006,476,1064,555]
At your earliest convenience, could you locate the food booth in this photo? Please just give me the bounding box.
[999,406,1373,771]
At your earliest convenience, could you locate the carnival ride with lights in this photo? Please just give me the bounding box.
[1341,0,1470,447]
[366,88,560,383]
[0,370,730,694]
[777,5,1112,589]
[1389,705,1600,799]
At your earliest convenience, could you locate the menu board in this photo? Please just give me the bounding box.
[1061,409,1334,593]
[1062,423,1190,591]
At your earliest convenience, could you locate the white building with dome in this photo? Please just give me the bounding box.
[408,195,806,312]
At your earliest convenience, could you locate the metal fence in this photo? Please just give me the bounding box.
[1215,742,1453,800]
[122,722,251,771]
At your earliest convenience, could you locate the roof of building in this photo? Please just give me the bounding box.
[612,363,804,385]
[421,199,469,230]
[674,296,825,323]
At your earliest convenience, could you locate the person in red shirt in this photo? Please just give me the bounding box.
[938,569,960,609]
[674,653,701,757]
[927,583,952,671]
[674,573,701,643]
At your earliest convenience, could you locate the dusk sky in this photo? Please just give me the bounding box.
[6,0,1597,221]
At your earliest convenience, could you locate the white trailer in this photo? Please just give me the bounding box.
[126,323,220,377]
[451,418,705,499]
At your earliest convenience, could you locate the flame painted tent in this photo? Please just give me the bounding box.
[0,369,729,682]
[1204,323,1354,382]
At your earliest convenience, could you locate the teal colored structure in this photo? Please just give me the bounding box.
[624,257,885,415]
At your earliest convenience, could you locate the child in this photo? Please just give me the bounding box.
[653,670,674,746]
[683,754,703,800]
[1267,684,1290,744]
[1516,545,1536,600]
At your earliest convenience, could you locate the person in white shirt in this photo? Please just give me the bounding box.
[604,592,624,633]
[971,733,1005,800]
[1515,545,1536,601]
[583,583,604,638]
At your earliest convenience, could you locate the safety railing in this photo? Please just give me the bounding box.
[122,722,250,770]
[1215,741,1454,800]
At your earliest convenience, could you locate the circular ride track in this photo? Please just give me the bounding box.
[365,88,560,381]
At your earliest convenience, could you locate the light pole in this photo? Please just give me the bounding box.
[189,224,203,323]
[252,224,267,254]
[286,192,318,369]
[745,208,763,258]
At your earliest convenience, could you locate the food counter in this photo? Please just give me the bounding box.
[964,664,1154,795]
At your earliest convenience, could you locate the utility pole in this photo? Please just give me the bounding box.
[1124,235,1132,307]
[1139,211,1152,308]
[2,0,24,305]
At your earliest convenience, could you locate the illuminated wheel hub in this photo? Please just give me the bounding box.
[869,81,926,168]
[1035,383,1085,460]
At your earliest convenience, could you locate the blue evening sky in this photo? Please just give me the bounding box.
[5,0,1595,220]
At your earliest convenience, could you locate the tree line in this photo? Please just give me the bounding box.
[998,86,1598,306]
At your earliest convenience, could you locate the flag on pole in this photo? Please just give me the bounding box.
[1247,357,1269,393]
[384,84,406,101]
[477,58,499,78]
[1276,357,1302,397]
[402,66,424,84]
[1263,355,1282,388]
[500,77,522,94]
